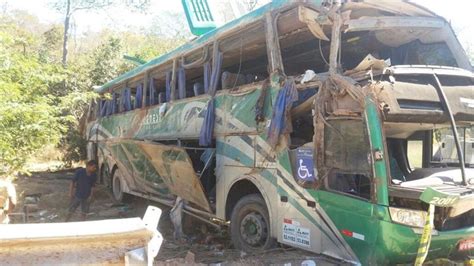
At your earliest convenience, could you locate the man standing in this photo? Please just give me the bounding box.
[0,177,17,224]
[65,160,98,222]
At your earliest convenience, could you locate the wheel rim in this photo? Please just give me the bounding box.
[240,211,268,247]
[113,175,122,200]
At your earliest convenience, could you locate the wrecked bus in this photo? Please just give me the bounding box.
[84,0,474,264]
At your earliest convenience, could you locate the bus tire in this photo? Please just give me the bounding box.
[111,170,124,202]
[230,194,276,252]
[100,163,109,186]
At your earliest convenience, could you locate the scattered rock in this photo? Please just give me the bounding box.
[24,194,41,204]
[184,251,195,264]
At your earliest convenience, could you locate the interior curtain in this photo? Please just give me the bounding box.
[178,67,186,99]
[136,84,143,109]
[165,71,171,102]
[149,78,155,106]
[199,51,223,146]
[267,79,298,147]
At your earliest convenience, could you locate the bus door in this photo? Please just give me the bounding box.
[315,118,378,263]
[276,146,323,254]
[276,144,360,263]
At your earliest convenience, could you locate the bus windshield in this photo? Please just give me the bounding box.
[385,123,473,184]
[432,126,474,165]
[340,23,459,71]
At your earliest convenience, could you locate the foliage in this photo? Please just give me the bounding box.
[51,0,151,65]
[0,7,187,172]
[0,21,67,173]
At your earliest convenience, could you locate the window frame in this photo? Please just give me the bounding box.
[321,117,374,202]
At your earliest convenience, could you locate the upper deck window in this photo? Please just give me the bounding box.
[219,21,268,90]
[340,30,458,70]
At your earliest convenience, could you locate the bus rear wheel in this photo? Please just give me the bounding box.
[230,194,276,252]
[100,164,109,186]
[111,170,124,202]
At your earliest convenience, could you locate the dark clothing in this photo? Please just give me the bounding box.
[68,196,90,214]
[73,168,97,199]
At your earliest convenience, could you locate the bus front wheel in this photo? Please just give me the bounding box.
[230,194,276,252]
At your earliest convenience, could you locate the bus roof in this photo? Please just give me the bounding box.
[94,0,437,94]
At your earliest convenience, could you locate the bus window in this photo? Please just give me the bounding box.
[277,8,330,76]
[324,119,371,200]
[340,34,457,72]
[407,140,423,169]
[219,22,268,90]
[432,127,473,165]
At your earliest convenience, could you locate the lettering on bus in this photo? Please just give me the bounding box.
[282,219,311,248]
[143,113,160,126]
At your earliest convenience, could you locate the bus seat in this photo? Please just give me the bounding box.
[221,71,247,89]
[193,82,204,96]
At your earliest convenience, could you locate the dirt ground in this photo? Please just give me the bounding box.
[10,169,343,265]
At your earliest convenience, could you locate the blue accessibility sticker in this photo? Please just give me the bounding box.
[295,148,316,182]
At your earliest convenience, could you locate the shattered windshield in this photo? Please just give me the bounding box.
[340,31,458,71]
[432,127,474,165]
[386,124,473,183]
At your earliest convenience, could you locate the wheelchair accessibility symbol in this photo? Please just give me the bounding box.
[297,159,312,179]
[293,148,316,182]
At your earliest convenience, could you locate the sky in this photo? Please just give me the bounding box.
[1,0,473,49]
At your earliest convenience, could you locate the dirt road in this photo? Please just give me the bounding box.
[11,169,342,265]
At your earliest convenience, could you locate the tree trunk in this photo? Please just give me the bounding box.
[62,0,71,67]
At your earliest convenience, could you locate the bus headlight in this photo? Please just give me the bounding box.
[389,207,427,228]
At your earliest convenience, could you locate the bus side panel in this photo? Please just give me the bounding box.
[102,140,211,211]
[215,135,280,238]
[315,190,378,264]
[275,149,359,263]
[108,141,172,198]
[136,141,211,212]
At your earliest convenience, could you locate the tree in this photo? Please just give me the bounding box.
[0,7,191,171]
[52,0,150,67]
[0,20,66,173]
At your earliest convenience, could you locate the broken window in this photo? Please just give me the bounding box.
[324,119,371,200]
[432,127,474,165]
[290,87,318,148]
[340,31,458,71]
[219,22,269,90]
[175,47,210,99]
[407,139,423,169]
[277,7,330,76]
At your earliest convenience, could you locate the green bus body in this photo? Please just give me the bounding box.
[86,1,474,264]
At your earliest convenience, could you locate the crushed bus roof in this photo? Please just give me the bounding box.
[94,0,438,94]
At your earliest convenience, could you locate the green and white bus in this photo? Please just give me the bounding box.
[85,1,474,264]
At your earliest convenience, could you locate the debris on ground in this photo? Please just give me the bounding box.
[11,169,344,265]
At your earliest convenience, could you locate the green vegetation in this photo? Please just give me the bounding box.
[0,9,188,174]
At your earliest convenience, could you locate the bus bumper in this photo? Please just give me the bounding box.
[374,220,474,264]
